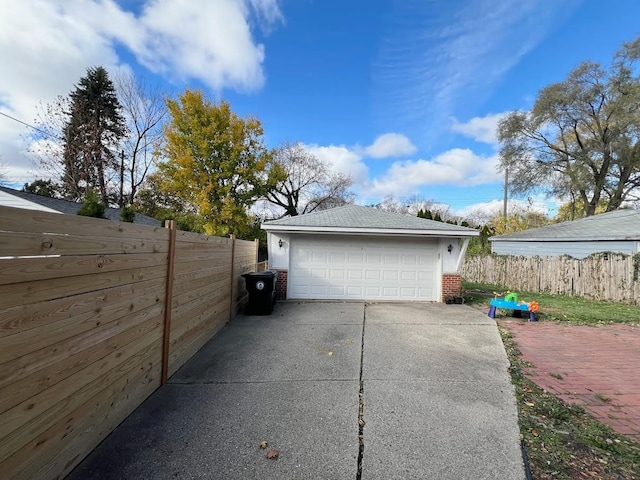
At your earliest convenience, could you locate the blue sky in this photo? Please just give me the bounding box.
[1,0,640,219]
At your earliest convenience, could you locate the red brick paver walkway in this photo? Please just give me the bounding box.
[501,320,640,443]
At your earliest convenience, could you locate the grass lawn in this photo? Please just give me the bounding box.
[463,281,640,325]
[463,281,640,478]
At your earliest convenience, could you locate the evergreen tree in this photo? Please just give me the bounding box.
[77,188,106,218]
[62,66,127,206]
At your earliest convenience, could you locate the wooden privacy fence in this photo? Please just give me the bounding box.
[462,254,640,304]
[0,206,259,480]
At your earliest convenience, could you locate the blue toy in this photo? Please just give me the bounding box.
[487,293,538,322]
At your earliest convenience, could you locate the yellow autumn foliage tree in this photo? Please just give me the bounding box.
[489,211,549,236]
[157,90,275,236]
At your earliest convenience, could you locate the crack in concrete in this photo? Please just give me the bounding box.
[356,303,367,480]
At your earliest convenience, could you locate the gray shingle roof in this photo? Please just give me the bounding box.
[262,205,477,235]
[0,186,161,226]
[491,209,640,242]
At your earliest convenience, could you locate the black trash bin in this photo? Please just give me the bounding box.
[242,270,278,315]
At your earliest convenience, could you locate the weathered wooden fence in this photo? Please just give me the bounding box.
[0,206,259,480]
[462,254,640,304]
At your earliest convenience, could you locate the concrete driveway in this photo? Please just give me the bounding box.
[68,302,524,479]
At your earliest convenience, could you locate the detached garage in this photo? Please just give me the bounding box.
[262,205,478,302]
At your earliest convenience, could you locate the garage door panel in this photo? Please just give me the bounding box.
[291,268,309,279]
[383,270,399,281]
[311,269,327,279]
[400,287,418,297]
[348,253,364,263]
[418,271,435,281]
[288,236,438,301]
[347,286,364,296]
[401,271,417,281]
[312,252,328,262]
[418,288,435,297]
[401,254,417,265]
[329,269,346,279]
[366,253,382,264]
[347,270,363,280]
[417,254,434,265]
[383,254,399,264]
[330,252,346,263]
[365,270,381,280]
[311,285,329,295]
[329,286,345,296]
[382,286,398,297]
[364,286,380,296]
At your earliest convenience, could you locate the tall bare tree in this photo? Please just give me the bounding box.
[114,71,167,206]
[265,142,354,216]
[29,68,166,207]
[498,35,640,216]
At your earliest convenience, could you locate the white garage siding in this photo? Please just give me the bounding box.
[491,240,640,259]
[288,235,439,301]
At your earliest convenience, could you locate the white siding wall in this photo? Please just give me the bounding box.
[440,238,461,273]
[266,232,290,269]
[491,240,640,259]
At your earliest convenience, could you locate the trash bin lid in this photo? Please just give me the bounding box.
[242,270,277,278]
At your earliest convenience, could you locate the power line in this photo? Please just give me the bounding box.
[0,110,61,140]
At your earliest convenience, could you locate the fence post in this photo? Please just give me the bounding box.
[229,234,236,320]
[161,220,176,385]
[254,238,259,270]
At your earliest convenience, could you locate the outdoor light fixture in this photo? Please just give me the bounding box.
[447,244,453,254]
[278,239,283,248]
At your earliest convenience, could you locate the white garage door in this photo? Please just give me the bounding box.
[288,235,438,301]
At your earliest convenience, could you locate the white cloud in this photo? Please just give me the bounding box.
[0,0,282,183]
[373,0,580,142]
[304,144,369,184]
[367,148,499,197]
[451,113,506,145]
[456,197,550,223]
[363,133,417,158]
[132,0,281,91]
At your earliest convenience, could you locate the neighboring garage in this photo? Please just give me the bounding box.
[262,205,478,302]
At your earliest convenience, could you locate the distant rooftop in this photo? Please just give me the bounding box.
[0,186,161,227]
[491,209,640,242]
[263,204,478,236]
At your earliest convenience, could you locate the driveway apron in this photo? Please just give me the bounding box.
[67,302,523,479]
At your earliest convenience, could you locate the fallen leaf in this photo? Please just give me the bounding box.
[259,441,268,449]
[347,339,353,344]
[525,402,535,407]
[266,449,279,459]
[532,430,539,437]
[327,351,333,356]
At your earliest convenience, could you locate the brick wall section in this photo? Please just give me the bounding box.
[441,274,462,302]
[275,270,288,300]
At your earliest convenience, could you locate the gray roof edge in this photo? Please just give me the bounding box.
[262,204,478,233]
[491,236,640,242]
[490,209,640,241]
[262,225,479,237]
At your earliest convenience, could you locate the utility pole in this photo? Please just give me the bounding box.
[119,150,125,207]
[503,167,508,226]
